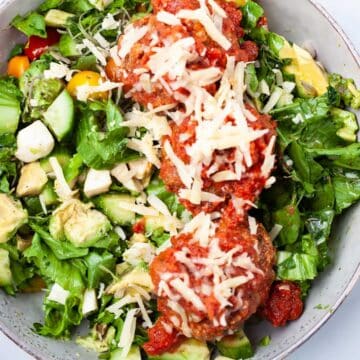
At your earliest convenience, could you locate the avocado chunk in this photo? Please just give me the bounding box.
[216,330,254,359]
[149,339,210,360]
[110,345,141,360]
[49,199,112,247]
[279,41,329,98]
[94,194,136,226]
[0,194,28,243]
[45,9,74,28]
[0,249,12,286]
[107,265,154,296]
[16,162,48,197]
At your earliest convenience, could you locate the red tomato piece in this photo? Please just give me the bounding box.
[24,28,60,61]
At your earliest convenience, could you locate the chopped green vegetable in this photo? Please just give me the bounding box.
[259,335,271,347]
[43,89,74,141]
[216,330,254,359]
[76,102,139,169]
[0,78,22,134]
[241,0,264,29]
[12,12,47,38]
[329,73,360,109]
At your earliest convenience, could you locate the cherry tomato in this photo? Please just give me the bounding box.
[24,28,61,61]
[67,71,109,100]
[7,55,30,78]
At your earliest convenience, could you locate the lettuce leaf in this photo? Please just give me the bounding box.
[76,101,139,169]
[30,222,89,260]
[241,0,264,29]
[34,295,83,338]
[24,234,86,294]
[11,12,46,38]
[277,251,318,281]
[84,251,116,288]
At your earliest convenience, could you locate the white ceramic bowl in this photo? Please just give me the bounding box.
[0,0,359,359]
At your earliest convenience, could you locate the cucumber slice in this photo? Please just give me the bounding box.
[110,346,141,360]
[40,147,72,174]
[41,181,58,206]
[0,104,20,134]
[94,194,136,226]
[216,330,254,359]
[43,89,74,141]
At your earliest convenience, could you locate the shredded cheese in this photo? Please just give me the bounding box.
[118,25,149,59]
[164,140,193,188]
[82,39,107,66]
[127,134,161,168]
[176,8,231,50]
[49,157,75,201]
[170,278,206,312]
[157,11,181,25]
[118,308,140,357]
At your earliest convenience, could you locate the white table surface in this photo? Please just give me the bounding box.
[1,0,360,359]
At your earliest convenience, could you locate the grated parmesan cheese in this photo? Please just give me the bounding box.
[49,157,75,201]
[127,135,161,168]
[176,7,231,50]
[118,308,140,358]
[170,278,206,312]
[248,216,258,235]
[118,25,148,59]
[82,39,107,66]
[156,11,181,25]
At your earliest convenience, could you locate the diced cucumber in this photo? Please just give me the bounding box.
[45,9,74,28]
[59,34,80,57]
[41,181,58,206]
[110,346,141,360]
[94,194,136,226]
[0,102,20,134]
[43,89,74,141]
[216,330,254,359]
[149,339,210,360]
[0,249,12,286]
[40,147,72,174]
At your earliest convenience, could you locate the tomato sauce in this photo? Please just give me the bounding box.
[106,0,259,108]
[160,105,276,214]
[143,317,183,355]
[260,281,304,327]
[145,207,275,352]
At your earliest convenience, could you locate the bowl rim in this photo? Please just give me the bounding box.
[0,1,360,359]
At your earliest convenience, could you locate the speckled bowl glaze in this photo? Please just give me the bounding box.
[0,0,359,359]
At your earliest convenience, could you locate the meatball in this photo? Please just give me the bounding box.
[106,0,258,108]
[260,281,304,327]
[145,206,276,353]
[160,105,277,214]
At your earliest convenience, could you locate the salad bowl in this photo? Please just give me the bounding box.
[0,0,359,359]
